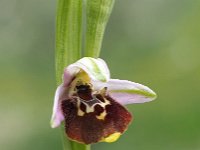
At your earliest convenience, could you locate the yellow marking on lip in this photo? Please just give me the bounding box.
[102,132,121,143]
[77,108,85,116]
[77,99,85,116]
[82,96,110,113]
[96,110,107,120]
[68,70,91,97]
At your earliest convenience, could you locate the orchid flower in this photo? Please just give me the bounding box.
[51,57,157,144]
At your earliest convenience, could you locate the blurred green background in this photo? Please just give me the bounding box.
[1,0,200,150]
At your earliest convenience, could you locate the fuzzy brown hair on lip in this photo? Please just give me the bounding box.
[61,88,132,144]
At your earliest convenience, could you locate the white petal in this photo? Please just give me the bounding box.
[66,57,110,82]
[106,79,157,105]
[96,58,110,79]
[50,84,68,128]
[63,67,77,87]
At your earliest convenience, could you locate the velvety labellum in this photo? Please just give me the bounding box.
[61,84,132,144]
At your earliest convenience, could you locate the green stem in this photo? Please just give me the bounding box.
[56,0,82,84]
[71,142,91,150]
[55,0,90,150]
[84,0,115,57]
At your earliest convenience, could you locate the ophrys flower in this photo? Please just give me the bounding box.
[51,57,156,144]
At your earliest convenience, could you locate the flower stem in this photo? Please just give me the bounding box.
[55,0,90,150]
[56,0,82,84]
[84,0,115,57]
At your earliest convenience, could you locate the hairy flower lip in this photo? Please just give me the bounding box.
[51,57,157,131]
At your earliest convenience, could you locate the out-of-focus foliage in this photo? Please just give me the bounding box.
[1,0,200,150]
